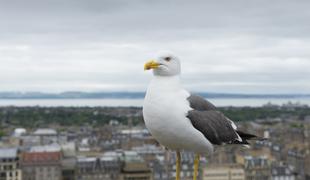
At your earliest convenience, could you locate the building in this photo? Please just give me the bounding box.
[209,146,238,165]
[33,128,58,145]
[132,144,165,162]
[0,148,22,180]
[76,152,121,180]
[12,128,26,137]
[100,152,122,179]
[244,156,271,180]
[271,163,296,180]
[120,151,153,180]
[61,157,76,180]
[21,151,62,180]
[152,157,169,180]
[33,129,57,136]
[286,148,305,179]
[19,136,41,147]
[203,164,245,180]
[61,143,76,180]
[30,144,61,153]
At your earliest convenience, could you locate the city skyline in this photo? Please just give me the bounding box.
[1,0,310,93]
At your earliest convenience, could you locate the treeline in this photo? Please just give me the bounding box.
[0,106,142,128]
[220,106,310,122]
[0,106,309,128]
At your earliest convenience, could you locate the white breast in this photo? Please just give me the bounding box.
[143,76,213,154]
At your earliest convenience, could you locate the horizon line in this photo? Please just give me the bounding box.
[0,91,310,96]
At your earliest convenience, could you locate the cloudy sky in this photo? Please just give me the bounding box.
[1,0,310,94]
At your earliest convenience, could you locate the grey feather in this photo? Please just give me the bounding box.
[186,94,262,145]
[187,110,239,145]
[187,94,263,145]
[187,94,217,111]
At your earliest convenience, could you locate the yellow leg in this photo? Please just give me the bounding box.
[193,154,200,180]
[176,151,181,180]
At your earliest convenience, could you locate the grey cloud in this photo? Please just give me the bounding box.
[0,0,309,93]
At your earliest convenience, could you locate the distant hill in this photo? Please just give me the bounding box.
[0,91,309,99]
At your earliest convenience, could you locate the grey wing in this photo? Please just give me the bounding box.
[187,93,261,145]
[187,94,217,111]
[187,110,240,145]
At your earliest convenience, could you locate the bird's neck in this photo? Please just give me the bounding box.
[149,75,183,92]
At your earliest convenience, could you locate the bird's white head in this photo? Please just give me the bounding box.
[144,52,181,76]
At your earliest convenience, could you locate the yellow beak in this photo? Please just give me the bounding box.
[144,60,160,70]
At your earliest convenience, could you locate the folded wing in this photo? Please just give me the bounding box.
[187,94,261,145]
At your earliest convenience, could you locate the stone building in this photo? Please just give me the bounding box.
[0,148,22,180]
[271,163,296,180]
[120,161,152,180]
[203,164,245,180]
[286,148,305,179]
[76,152,121,180]
[119,151,152,180]
[21,151,62,180]
[244,156,271,180]
[61,158,76,180]
[33,128,58,145]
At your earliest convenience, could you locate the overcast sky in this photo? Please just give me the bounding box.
[0,0,310,94]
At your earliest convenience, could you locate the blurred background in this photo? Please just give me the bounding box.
[0,0,309,180]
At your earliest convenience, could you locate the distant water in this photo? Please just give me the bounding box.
[0,98,310,107]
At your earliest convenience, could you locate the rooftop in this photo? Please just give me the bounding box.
[30,144,61,152]
[122,151,144,163]
[122,162,151,173]
[33,128,57,135]
[77,156,97,162]
[22,151,61,163]
[120,129,149,135]
[0,148,18,159]
[61,158,76,169]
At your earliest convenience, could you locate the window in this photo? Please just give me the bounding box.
[0,172,6,177]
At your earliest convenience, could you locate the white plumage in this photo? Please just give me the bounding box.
[143,75,213,154]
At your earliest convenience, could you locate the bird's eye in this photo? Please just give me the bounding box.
[164,57,171,62]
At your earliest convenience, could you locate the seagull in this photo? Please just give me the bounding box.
[143,52,264,180]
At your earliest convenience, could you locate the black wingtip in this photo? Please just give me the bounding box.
[236,130,267,141]
[236,130,256,138]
